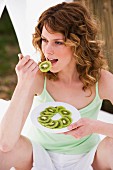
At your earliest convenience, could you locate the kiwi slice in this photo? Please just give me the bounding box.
[56,106,65,112]
[39,61,51,72]
[46,120,59,129]
[38,115,50,123]
[54,120,63,129]
[40,111,54,116]
[60,116,72,127]
[60,109,72,116]
[39,119,57,128]
[45,106,57,113]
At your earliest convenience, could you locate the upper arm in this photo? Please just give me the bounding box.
[99,69,113,104]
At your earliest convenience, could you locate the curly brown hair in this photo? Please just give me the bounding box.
[33,1,108,91]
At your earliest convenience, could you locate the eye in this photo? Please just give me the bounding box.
[55,41,64,45]
[41,38,48,43]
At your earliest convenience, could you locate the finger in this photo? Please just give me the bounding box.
[18,53,24,60]
[28,62,39,72]
[10,167,16,170]
[21,59,39,73]
[64,129,80,138]
[67,119,82,130]
[24,59,34,69]
[23,59,38,71]
[19,55,30,66]
[32,65,39,73]
[67,122,79,130]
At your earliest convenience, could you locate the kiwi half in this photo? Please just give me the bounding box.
[39,61,51,72]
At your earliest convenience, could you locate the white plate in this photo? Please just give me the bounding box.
[30,102,81,133]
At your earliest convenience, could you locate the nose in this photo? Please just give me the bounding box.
[44,43,54,55]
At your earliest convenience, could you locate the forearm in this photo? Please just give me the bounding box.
[0,82,34,151]
[94,120,113,138]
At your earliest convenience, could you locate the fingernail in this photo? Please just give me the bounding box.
[18,53,21,57]
[10,167,16,170]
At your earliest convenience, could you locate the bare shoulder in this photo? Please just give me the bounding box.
[33,70,45,96]
[99,69,113,103]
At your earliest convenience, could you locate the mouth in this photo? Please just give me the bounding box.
[47,58,58,65]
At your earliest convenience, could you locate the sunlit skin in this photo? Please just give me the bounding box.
[1,18,113,170]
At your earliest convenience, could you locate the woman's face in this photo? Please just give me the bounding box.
[41,26,75,73]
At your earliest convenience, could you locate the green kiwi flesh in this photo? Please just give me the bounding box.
[56,106,65,112]
[40,111,55,116]
[38,106,73,129]
[39,61,51,72]
[60,109,72,116]
[38,115,50,123]
[45,106,57,113]
[54,120,63,129]
[60,116,72,127]
[46,120,59,129]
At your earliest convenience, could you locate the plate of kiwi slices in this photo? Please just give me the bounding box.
[39,61,52,72]
[30,102,81,133]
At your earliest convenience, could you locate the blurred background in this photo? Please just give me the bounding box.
[0,0,113,113]
[0,8,19,100]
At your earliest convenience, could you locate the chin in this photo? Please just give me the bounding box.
[50,68,60,73]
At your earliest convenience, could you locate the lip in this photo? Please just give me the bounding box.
[47,58,58,66]
[47,58,57,61]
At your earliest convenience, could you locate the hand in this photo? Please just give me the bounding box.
[64,118,97,139]
[15,54,39,84]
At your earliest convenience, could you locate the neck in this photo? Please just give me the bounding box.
[58,66,79,84]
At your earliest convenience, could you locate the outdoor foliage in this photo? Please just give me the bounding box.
[0,8,19,99]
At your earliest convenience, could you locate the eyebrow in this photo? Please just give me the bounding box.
[41,35,64,41]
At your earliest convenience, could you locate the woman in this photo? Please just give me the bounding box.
[0,2,113,170]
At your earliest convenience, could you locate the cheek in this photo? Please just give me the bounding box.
[64,46,73,55]
[62,49,73,59]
